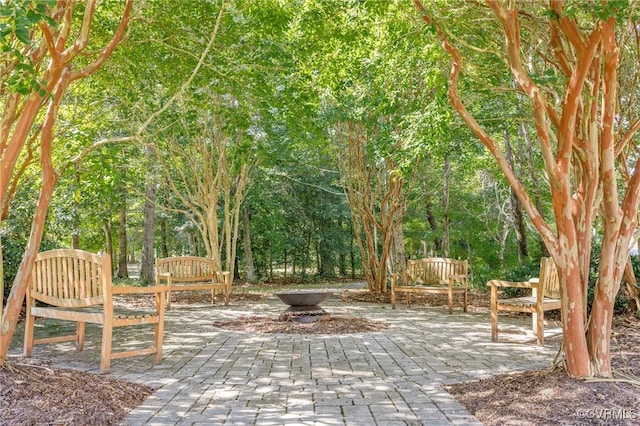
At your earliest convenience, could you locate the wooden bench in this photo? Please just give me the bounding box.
[24,249,166,373]
[155,256,231,309]
[391,257,468,313]
[488,257,561,345]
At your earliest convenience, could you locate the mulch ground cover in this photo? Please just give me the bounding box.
[0,358,152,426]
[445,315,640,425]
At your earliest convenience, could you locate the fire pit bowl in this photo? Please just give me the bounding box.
[275,290,333,306]
[275,290,333,323]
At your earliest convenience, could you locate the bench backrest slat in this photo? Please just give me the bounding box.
[407,257,468,285]
[540,257,561,299]
[30,249,107,307]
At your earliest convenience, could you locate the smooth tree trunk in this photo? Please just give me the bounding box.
[1,58,80,355]
[302,233,311,278]
[72,230,80,250]
[156,111,251,282]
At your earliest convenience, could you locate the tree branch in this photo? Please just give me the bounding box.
[135,1,226,137]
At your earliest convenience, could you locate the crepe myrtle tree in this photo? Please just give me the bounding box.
[0,0,133,364]
[414,0,640,378]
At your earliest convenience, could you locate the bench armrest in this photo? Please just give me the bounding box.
[449,274,466,280]
[391,272,411,287]
[112,285,168,295]
[487,279,537,289]
[156,272,172,284]
[217,271,231,283]
[112,285,167,312]
[448,274,467,286]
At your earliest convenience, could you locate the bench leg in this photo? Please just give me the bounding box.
[448,289,454,314]
[490,286,498,342]
[391,289,396,309]
[154,323,164,365]
[407,292,412,308]
[535,307,545,346]
[166,288,172,310]
[154,290,165,365]
[463,291,468,313]
[76,321,86,351]
[23,309,35,357]
[100,322,113,374]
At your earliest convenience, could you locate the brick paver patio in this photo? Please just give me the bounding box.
[9,288,561,425]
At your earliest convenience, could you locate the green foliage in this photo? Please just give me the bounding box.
[0,0,55,95]
[1,177,59,299]
[1,230,24,299]
[7,0,638,300]
[500,260,541,298]
[587,245,633,314]
[564,0,632,23]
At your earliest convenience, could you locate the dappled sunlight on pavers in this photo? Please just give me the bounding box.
[8,288,559,425]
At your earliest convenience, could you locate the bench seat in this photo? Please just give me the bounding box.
[488,257,561,345]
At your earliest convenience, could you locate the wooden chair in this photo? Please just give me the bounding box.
[155,256,231,309]
[24,249,166,373]
[488,257,561,345]
[391,257,468,313]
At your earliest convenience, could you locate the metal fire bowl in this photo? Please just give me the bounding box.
[275,290,333,306]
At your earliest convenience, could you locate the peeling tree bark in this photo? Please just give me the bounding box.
[336,122,405,294]
[0,0,133,363]
[155,93,253,283]
[414,0,640,378]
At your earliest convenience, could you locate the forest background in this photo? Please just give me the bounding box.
[1,0,639,379]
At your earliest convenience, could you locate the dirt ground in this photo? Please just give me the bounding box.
[1,290,638,425]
